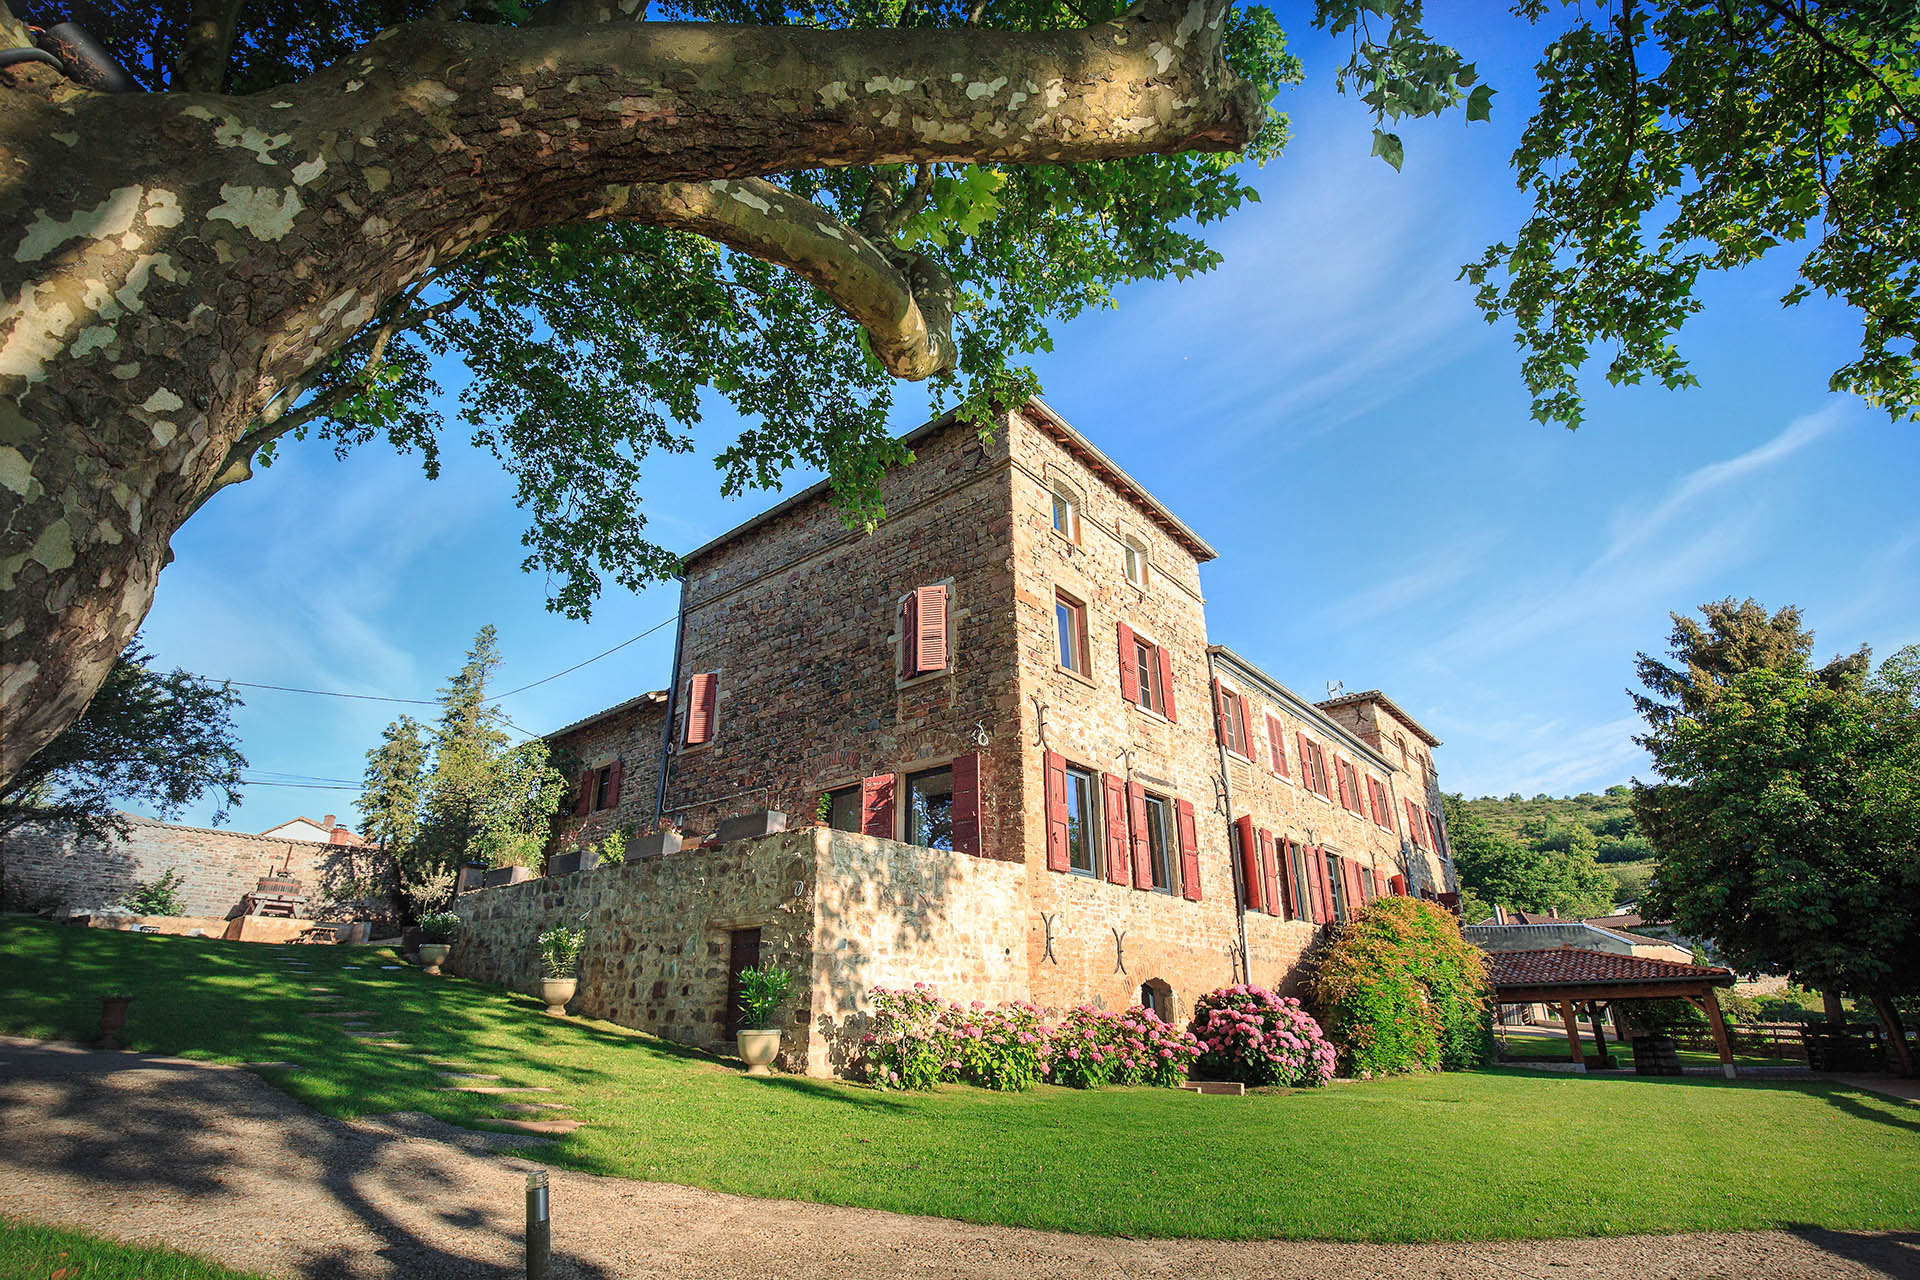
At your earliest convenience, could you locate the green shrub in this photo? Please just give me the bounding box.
[538,924,586,978]
[737,964,793,1031]
[1311,896,1494,1076]
[598,829,627,866]
[123,868,187,916]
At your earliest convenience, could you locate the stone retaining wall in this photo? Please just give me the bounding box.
[447,826,1027,1076]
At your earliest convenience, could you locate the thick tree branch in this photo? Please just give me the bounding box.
[1749,0,1920,135]
[174,0,247,93]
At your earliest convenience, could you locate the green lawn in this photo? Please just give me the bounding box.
[0,1216,272,1279]
[4,917,1917,1242]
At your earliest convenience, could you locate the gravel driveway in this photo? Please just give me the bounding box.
[0,1037,1913,1280]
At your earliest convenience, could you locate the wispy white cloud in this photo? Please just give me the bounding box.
[1312,532,1497,628]
[1449,715,1649,799]
[1600,400,1852,565]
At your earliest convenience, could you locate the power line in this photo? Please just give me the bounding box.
[215,615,675,712]
[239,779,361,790]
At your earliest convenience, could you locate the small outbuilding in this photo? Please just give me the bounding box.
[1486,947,1738,1077]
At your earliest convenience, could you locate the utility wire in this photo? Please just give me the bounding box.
[238,779,362,790]
[217,616,675,710]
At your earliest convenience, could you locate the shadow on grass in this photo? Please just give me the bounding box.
[1786,1227,1920,1279]
[746,1074,910,1111]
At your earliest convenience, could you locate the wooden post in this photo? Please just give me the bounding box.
[1558,1000,1587,1068]
[1699,988,1736,1079]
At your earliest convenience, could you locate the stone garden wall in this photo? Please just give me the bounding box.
[447,826,1028,1076]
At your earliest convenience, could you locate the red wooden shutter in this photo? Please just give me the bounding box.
[1372,865,1389,899]
[1176,798,1202,901]
[951,753,980,856]
[1344,858,1368,912]
[1389,873,1408,896]
[1428,811,1446,854]
[1044,751,1070,872]
[1406,800,1426,849]
[1235,696,1254,760]
[1258,827,1280,917]
[1157,646,1178,721]
[1212,678,1231,748]
[1266,715,1287,776]
[900,592,918,677]
[1127,781,1152,889]
[573,769,594,817]
[1296,733,1314,793]
[605,759,623,809]
[685,672,718,745]
[913,585,949,674]
[1233,815,1261,911]
[1117,623,1140,704]
[1102,772,1130,884]
[1333,755,1351,809]
[861,773,895,839]
[1311,846,1335,924]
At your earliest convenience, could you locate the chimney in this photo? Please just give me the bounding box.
[1492,904,1508,925]
[322,814,335,830]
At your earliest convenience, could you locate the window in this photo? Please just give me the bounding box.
[1338,759,1363,815]
[1427,810,1447,856]
[1064,765,1097,874]
[1050,484,1080,541]
[1142,793,1174,892]
[1299,735,1330,797]
[901,584,951,677]
[1139,978,1172,1021]
[684,671,719,745]
[1287,840,1312,923]
[1325,852,1348,923]
[1123,537,1148,587]
[1055,591,1088,675]
[1217,684,1248,756]
[594,766,614,811]
[826,785,862,833]
[906,766,955,850]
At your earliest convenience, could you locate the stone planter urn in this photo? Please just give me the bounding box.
[97,994,133,1050]
[540,977,577,1015]
[736,1029,781,1076]
[419,943,451,975]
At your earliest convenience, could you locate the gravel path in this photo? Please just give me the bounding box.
[1,1037,1913,1280]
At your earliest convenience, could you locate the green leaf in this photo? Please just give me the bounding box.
[1371,129,1405,171]
[1466,83,1494,123]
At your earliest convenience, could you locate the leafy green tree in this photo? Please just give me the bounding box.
[0,640,246,904]
[357,627,570,915]
[1633,597,1869,729]
[7,0,1918,789]
[1443,794,1616,919]
[1634,641,1919,1074]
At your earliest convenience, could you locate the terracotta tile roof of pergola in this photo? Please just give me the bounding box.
[1487,948,1733,990]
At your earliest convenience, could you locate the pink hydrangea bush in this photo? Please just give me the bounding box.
[1188,985,1336,1087]
[947,1000,1048,1092]
[862,984,953,1090]
[1043,1004,1202,1089]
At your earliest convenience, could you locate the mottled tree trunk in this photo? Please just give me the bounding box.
[0,2,1259,784]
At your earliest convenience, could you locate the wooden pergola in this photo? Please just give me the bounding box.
[1486,947,1739,1078]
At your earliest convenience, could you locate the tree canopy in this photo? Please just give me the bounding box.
[1631,602,1919,1067]
[1441,792,1618,920]
[4,0,1916,788]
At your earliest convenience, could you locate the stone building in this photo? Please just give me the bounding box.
[458,400,1459,1073]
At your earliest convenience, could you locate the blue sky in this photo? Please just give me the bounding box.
[134,4,1920,829]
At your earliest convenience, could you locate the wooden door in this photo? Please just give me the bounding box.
[723,927,762,1036]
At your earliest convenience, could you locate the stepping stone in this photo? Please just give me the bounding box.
[370,1041,410,1049]
[306,1010,377,1019]
[344,1030,401,1039]
[488,1118,581,1136]
[498,1102,574,1114]
[380,965,404,970]
[438,1085,555,1094]
[437,1071,502,1080]
[244,1061,297,1070]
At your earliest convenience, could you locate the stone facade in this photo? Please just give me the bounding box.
[459,399,1462,1071]
[0,813,394,920]
[450,828,1025,1075]
[544,691,668,858]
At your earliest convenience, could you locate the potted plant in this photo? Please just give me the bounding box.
[417,911,459,974]
[97,992,134,1050]
[538,924,586,1015]
[735,964,794,1076]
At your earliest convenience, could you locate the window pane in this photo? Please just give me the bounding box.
[828,786,862,834]
[1065,768,1095,872]
[1051,493,1071,535]
[1135,641,1155,710]
[1290,846,1310,921]
[907,767,954,850]
[1325,854,1346,922]
[1145,795,1171,891]
[1055,597,1083,673]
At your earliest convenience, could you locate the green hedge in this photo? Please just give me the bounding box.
[1311,897,1494,1076]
